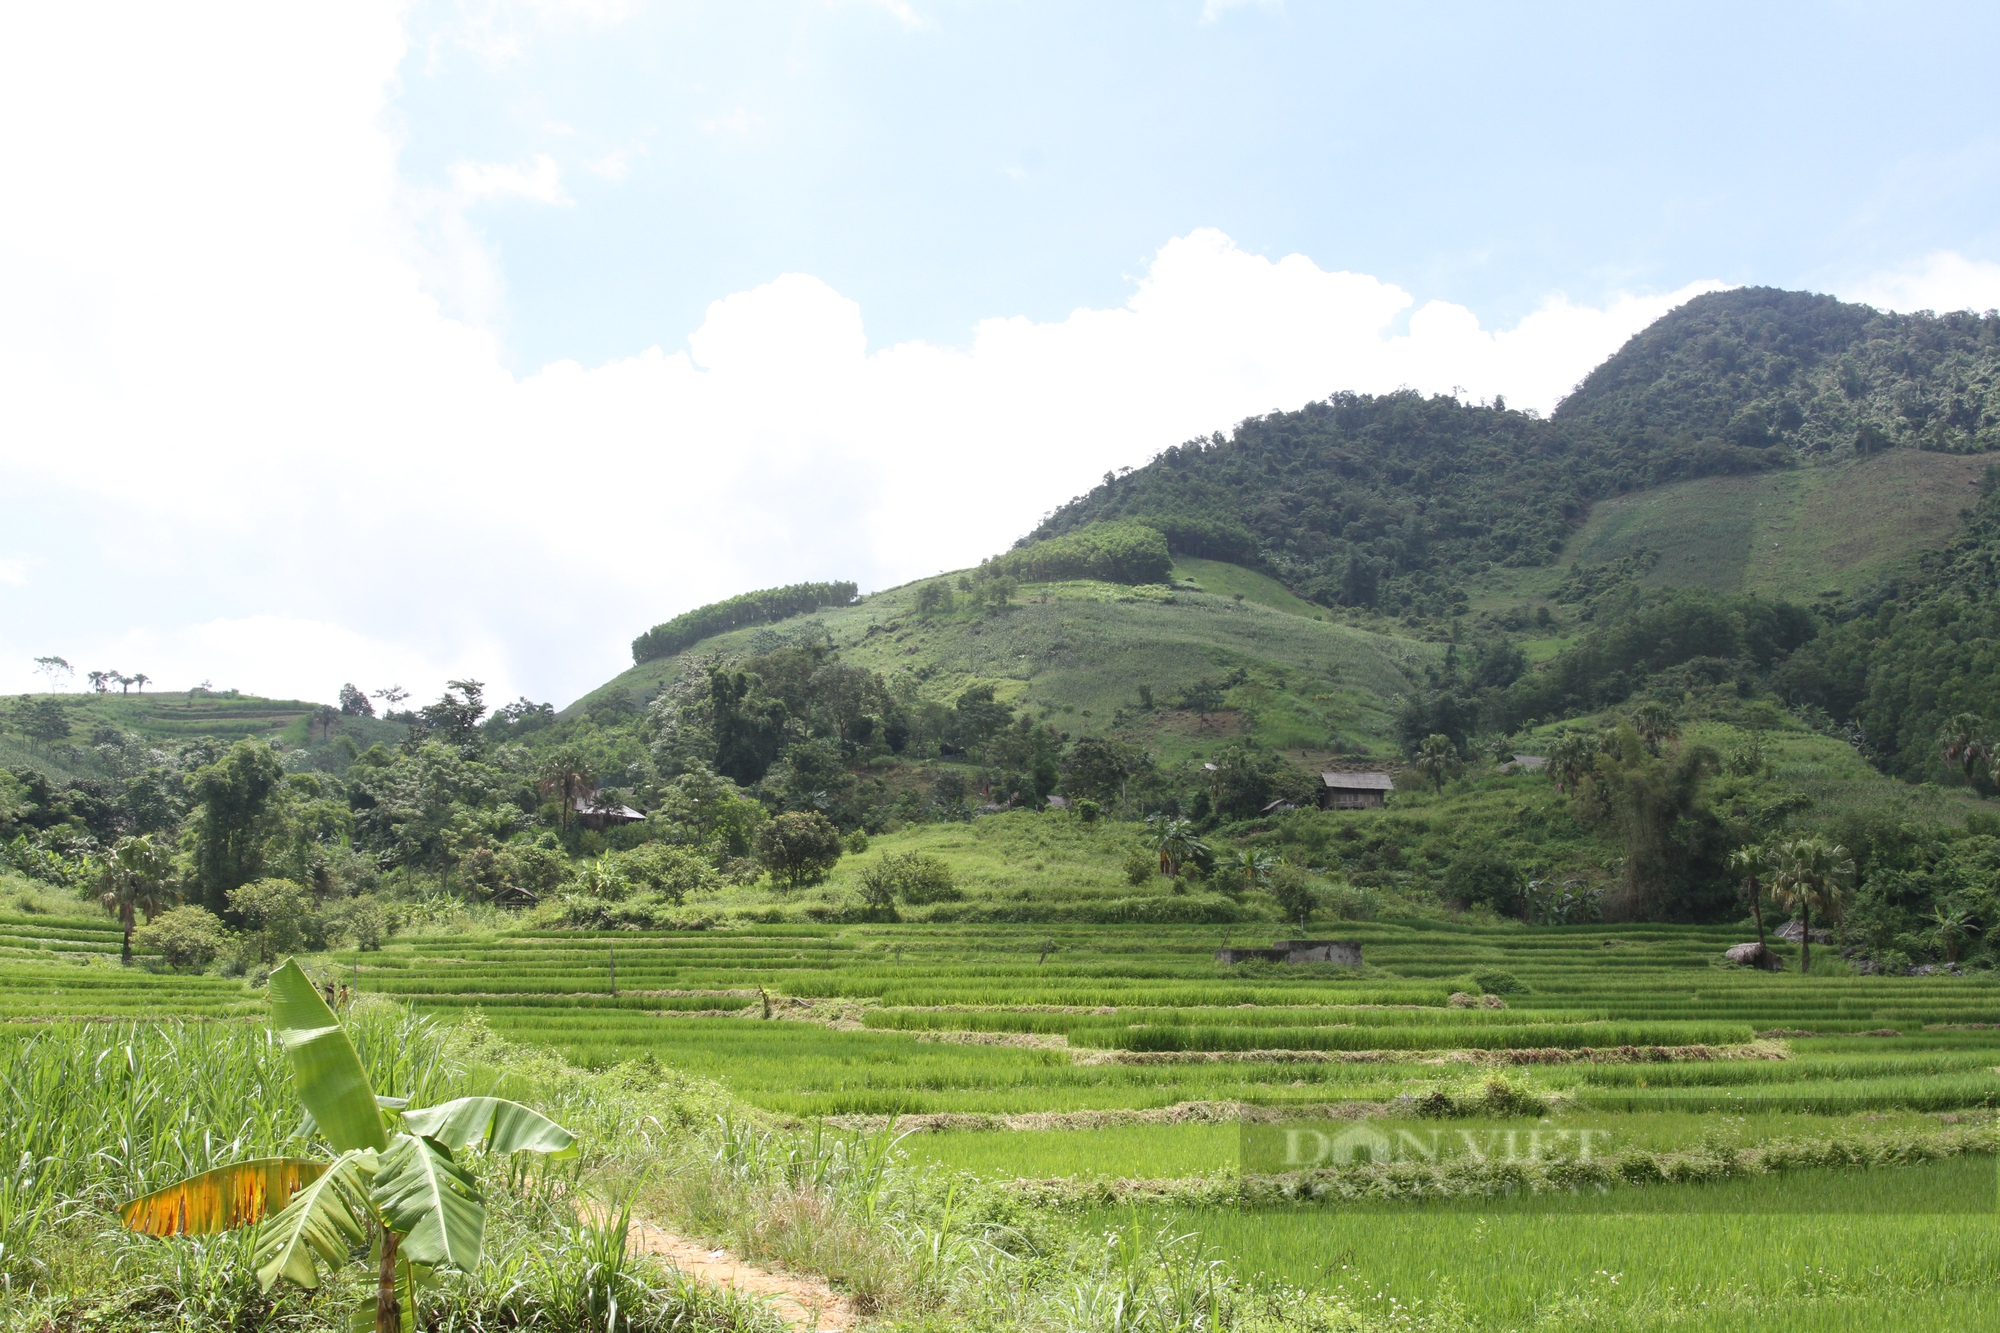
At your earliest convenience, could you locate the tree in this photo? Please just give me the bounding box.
[132,673,151,693]
[136,904,229,971]
[536,744,594,834]
[1927,903,1978,963]
[1770,837,1855,974]
[32,656,71,691]
[1727,843,1774,947]
[1940,712,1992,782]
[119,960,577,1333]
[339,683,375,717]
[419,680,487,752]
[1144,815,1208,877]
[754,811,843,890]
[86,670,110,694]
[98,833,176,965]
[1547,730,1596,795]
[1266,861,1319,930]
[311,705,341,743]
[186,739,287,912]
[1225,848,1277,895]
[1414,734,1462,794]
[19,698,71,752]
[1060,735,1148,810]
[1630,702,1679,756]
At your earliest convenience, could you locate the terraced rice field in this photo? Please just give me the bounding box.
[8,910,2000,1329]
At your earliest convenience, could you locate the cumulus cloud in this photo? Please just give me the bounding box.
[448,154,573,206]
[1842,250,2000,315]
[0,1,1723,708]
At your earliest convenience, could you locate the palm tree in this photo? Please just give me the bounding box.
[1144,815,1208,877]
[1939,712,1990,781]
[131,672,151,693]
[120,960,576,1333]
[1727,842,1774,948]
[1631,702,1679,756]
[1770,837,1856,975]
[86,670,109,694]
[1547,731,1595,795]
[1413,734,1462,794]
[1225,848,1277,894]
[538,744,595,834]
[98,834,175,965]
[1927,903,1979,963]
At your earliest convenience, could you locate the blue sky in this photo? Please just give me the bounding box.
[3,1,1999,707]
[397,0,2000,370]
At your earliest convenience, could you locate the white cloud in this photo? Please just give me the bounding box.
[699,108,764,138]
[1202,0,1282,22]
[0,559,29,587]
[0,1,1724,708]
[447,154,572,205]
[1841,250,2000,315]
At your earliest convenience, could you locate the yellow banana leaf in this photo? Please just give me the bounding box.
[119,1157,327,1237]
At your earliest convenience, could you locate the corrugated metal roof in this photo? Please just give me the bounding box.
[1321,771,1394,790]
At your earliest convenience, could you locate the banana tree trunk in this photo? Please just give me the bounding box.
[121,903,135,966]
[1800,904,1812,975]
[1749,880,1765,949]
[377,1230,401,1333]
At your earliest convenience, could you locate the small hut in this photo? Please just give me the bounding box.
[574,796,646,831]
[1318,772,1393,810]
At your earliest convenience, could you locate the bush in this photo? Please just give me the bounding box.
[861,851,959,906]
[1266,861,1320,927]
[755,811,844,891]
[226,878,326,963]
[1123,846,1156,886]
[1073,797,1101,823]
[989,521,1173,585]
[137,905,230,971]
[631,580,857,664]
[1442,851,1526,915]
[614,844,719,905]
[323,894,390,950]
[1470,967,1527,995]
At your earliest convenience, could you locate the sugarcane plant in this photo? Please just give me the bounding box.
[118,959,579,1332]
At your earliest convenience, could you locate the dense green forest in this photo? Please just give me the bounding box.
[16,286,2000,976]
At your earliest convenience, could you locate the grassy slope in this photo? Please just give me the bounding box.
[1463,449,1984,623]
[571,569,1438,764]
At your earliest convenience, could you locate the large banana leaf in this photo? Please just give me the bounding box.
[401,1096,578,1158]
[252,1149,376,1291]
[270,958,387,1153]
[119,1157,327,1236]
[373,1132,484,1271]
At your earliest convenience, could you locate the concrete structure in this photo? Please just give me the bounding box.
[1318,771,1394,810]
[1215,939,1364,966]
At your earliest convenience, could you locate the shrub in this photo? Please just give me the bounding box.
[137,905,230,971]
[226,878,326,962]
[755,811,844,891]
[615,844,720,905]
[1443,850,1526,915]
[1073,797,1101,823]
[631,580,858,664]
[1266,861,1320,927]
[323,894,390,950]
[1470,967,1528,995]
[1122,846,1156,886]
[863,851,959,905]
[847,829,871,855]
[989,521,1173,585]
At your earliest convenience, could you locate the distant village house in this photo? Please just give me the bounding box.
[1318,771,1393,810]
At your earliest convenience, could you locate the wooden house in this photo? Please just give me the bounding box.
[1318,771,1394,810]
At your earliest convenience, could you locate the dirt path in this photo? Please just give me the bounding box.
[624,1216,858,1332]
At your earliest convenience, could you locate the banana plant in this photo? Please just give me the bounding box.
[119,959,578,1332]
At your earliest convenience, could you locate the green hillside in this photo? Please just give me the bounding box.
[573,563,1434,765]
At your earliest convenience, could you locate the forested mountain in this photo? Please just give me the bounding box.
[1026,289,2000,619]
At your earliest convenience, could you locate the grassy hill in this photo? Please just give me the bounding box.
[571,560,1436,765]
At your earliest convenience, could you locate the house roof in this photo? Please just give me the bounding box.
[1320,771,1394,790]
[1508,754,1548,769]
[573,797,645,820]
